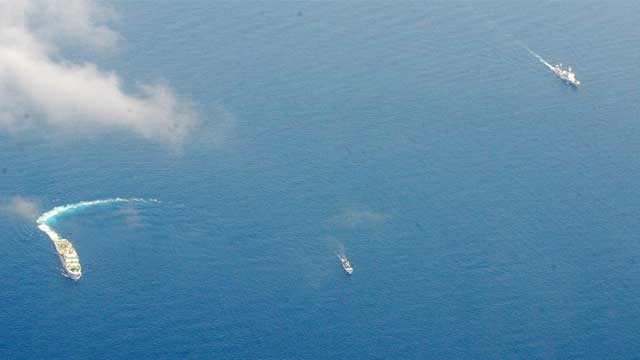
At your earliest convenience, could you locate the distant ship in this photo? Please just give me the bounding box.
[53,239,82,280]
[339,255,353,275]
[552,64,580,87]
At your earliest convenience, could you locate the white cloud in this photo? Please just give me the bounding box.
[0,195,40,221]
[0,0,197,145]
[328,208,389,228]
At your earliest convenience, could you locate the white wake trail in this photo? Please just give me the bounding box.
[36,198,159,278]
[37,198,159,226]
[521,44,555,71]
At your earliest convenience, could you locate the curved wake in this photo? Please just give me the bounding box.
[36,198,159,279]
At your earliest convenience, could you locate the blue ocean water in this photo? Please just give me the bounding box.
[2,1,640,358]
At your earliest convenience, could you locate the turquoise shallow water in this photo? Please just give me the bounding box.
[2,1,640,358]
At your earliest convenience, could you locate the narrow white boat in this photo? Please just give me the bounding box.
[552,63,580,87]
[53,238,82,280]
[340,255,353,275]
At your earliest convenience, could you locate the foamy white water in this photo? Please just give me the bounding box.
[522,45,555,71]
[36,198,159,277]
[36,198,159,226]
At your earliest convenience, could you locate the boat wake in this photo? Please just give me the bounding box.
[36,198,159,278]
[37,198,158,240]
[521,44,554,71]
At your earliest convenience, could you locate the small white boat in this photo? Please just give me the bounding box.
[552,63,580,87]
[340,255,353,275]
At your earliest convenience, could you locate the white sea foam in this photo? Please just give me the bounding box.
[36,198,159,225]
[36,198,159,277]
[521,44,555,71]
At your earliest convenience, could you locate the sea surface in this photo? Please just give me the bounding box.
[2,1,640,359]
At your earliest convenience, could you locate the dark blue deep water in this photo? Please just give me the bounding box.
[2,1,640,358]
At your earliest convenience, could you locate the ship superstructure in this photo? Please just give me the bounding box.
[52,238,82,280]
[552,64,580,86]
[340,255,353,275]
